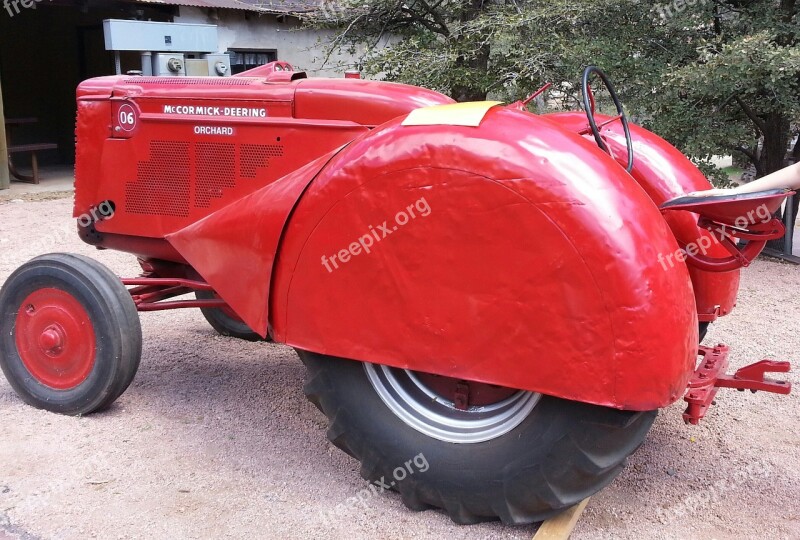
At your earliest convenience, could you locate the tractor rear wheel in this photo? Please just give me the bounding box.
[195,291,267,342]
[0,254,141,415]
[298,350,657,525]
[699,322,710,343]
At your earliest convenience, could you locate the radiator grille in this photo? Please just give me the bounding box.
[123,77,254,86]
[241,144,283,179]
[125,141,283,217]
[195,143,236,208]
[126,141,191,217]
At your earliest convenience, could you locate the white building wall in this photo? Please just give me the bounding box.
[174,7,356,77]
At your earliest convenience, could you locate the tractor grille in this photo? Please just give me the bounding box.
[125,140,282,217]
[126,141,191,217]
[195,143,236,208]
[123,77,254,86]
[241,144,283,178]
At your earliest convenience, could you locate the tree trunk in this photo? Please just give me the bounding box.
[451,0,490,101]
[452,43,490,101]
[761,112,795,251]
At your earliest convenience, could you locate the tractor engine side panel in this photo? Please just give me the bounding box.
[74,98,112,219]
[73,77,373,262]
[270,107,698,411]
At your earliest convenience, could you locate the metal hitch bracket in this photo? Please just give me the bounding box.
[683,345,791,425]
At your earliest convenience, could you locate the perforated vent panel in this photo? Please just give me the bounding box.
[241,144,283,179]
[124,141,285,218]
[195,143,236,208]
[123,77,254,86]
[126,141,191,217]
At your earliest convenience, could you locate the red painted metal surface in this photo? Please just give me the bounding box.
[234,61,296,78]
[122,277,225,312]
[684,345,791,424]
[166,149,345,334]
[71,69,792,414]
[269,107,698,410]
[14,288,97,390]
[74,75,452,253]
[293,78,455,127]
[544,112,742,323]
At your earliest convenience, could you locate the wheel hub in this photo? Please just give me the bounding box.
[364,364,541,444]
[38,324,66,355]
[14,288,97,390]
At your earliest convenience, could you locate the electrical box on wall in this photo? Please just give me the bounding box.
[205,54,231,77]
[153,54,186,76]
[185,59,210,77]
[103,20,218,52]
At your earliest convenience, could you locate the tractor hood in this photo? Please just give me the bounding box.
[77,75,454,129]
[293,78,455,127]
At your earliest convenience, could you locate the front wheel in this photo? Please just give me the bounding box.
[0,254,142,415]
[299,350,657,525]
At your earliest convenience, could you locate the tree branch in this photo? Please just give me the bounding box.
[321,13,367,68]
[733,96,767,137]
[732,145,765,177]
[414,0,450,36]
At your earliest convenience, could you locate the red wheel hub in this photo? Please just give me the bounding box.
[14,288,97,390]
[414,372,519,408]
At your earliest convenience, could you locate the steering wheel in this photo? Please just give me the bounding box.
[581,66,634,173]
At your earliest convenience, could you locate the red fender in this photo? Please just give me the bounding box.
[165,149,343,335]
[544,112,740,322]
[269,107,698,411]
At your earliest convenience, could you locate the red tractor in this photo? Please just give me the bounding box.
[0,63,792,524]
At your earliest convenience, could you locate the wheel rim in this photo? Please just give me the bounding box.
[364,364,541,444]
[14,288,97,390]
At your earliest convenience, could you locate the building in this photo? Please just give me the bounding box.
[1,0,354,190]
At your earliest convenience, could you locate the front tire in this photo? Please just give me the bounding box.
[299,350,656,525]
[0,254,141,415]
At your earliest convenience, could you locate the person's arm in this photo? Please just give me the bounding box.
[688,162,800,197]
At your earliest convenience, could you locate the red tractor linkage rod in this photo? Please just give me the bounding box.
[683,345,791,425]
[122,277,224,312]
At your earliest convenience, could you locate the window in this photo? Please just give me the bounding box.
[226,49,278,75]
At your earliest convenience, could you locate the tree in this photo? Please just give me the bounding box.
[308,1,799,185]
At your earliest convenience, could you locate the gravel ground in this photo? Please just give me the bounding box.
[0,196,798,540]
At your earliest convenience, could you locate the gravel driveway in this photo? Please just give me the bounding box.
[1,196,798,540]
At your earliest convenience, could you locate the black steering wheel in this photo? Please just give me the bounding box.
[581,66,634,173]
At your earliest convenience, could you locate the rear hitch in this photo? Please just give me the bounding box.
[683,345,791,425]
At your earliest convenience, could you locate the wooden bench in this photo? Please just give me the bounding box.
[8,142,58,184]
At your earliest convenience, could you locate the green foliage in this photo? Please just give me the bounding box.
[306,0,800,181]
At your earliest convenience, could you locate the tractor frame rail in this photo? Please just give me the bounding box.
[683,345,791,425]
[122,277,226,312]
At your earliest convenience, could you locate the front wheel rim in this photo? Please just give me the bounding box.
[364,363,541,444]
[14,288,97,390]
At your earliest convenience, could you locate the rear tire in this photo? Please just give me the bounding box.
[699,322,710,343]
[298,350,657,525]
[0,254,141,415]
[195,290,267,342]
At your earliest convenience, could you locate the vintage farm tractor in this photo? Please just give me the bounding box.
[0,63,793,524]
